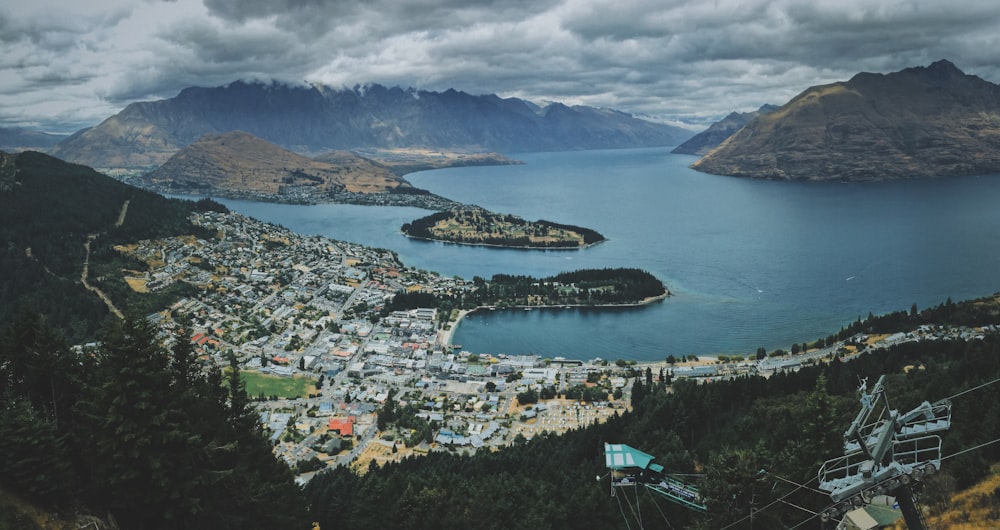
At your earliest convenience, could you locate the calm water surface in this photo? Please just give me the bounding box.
[208,147,1000,361]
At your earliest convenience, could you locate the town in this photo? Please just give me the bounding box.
[116,209,1000,484]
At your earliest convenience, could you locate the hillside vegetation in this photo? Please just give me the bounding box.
[402,207,606,248]
[0,313,306,529]
[0,150,222,342]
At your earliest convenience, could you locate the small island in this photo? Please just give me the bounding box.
[384,267,669,318]
[401,207,605,249]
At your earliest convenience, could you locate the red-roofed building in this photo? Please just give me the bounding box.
[328,416,356,438]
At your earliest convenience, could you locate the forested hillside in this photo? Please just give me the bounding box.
[0,313,306,528]
[0,150,222,342]
[305,303,1000,529]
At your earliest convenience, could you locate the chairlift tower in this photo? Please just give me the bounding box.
[817,375,952,528]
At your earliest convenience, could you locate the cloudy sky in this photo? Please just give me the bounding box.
[3,0,1000,133]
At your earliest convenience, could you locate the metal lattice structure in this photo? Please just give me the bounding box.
[604,443,708,513]
[817,375,952,527]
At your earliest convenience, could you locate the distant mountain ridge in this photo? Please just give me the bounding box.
[691,60,1000,181]
[49,81,692,168]
[0,127,67,151]
[671,104,778,156]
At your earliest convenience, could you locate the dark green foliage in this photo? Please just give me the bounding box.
[0,151,225,342]
[401,208,606,248]
[516,387,539,405]
[536,219,605,244]
[0,312,306,528]
[469,268,665,307]
[0,400,76,504]
[381,268,665,320]
[384,290,439,312]
[400,210,451,239]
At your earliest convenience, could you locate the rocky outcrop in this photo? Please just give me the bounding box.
[691,60,1000,181]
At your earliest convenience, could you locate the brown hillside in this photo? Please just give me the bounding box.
[692,60,1000,181]
[49,103,183,168]
[135,131,410,198]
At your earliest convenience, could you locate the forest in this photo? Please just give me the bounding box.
[400,207,606,248]
[382,268,667,322]
[0,312,306,529]
[0,150,224,342]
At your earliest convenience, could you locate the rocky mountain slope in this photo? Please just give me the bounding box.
[691,60,1000,180]
[134,131,411,200]
[49,81,692,168]
[671,104,778,155]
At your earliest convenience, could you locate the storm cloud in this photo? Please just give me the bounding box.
[3,0,1000,133]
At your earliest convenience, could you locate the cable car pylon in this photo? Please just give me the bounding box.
[816,375,952,529]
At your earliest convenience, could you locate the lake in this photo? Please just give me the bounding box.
[206,147,1000,361]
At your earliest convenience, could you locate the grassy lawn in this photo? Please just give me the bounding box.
[241,371,314,399]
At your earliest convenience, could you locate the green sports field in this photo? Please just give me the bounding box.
[241,371,315,399]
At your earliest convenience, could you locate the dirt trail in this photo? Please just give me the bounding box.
[115,199,129,227]
[80,199,130,319]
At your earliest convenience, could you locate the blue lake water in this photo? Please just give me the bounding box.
[204,147,1000,361]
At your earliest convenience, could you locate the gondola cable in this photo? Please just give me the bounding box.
[943,376,1000,401]
[941,436,1000,462]
[614,490,633,530]
[643,488,675,530]
[717,475,821,530]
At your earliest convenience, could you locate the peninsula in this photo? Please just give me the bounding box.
[691,60,1000,181]
[401,207,606,249]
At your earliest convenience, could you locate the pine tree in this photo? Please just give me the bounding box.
[77,314,197,527]
[226,353,255,435]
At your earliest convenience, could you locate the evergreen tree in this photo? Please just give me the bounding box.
[631,378,646,407]
[76,314,221,527]
[226,353,255,434]
[69,314,306,529]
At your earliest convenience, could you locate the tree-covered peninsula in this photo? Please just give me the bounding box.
[383,268,667,320]
[401,207,605,249]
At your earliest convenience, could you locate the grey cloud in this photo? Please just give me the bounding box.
[6,0,1000,133]
[204,0,561,40]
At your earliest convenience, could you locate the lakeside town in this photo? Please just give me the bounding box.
[115,209,1000,484]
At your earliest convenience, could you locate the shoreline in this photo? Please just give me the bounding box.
[438,291,670,353]
[403,232,607,251]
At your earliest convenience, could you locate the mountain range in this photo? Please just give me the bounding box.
[691,60,1000,181]
[671,104,778,156]
[48,82,692,169]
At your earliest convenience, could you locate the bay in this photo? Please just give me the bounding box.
[204,147,1000,361]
